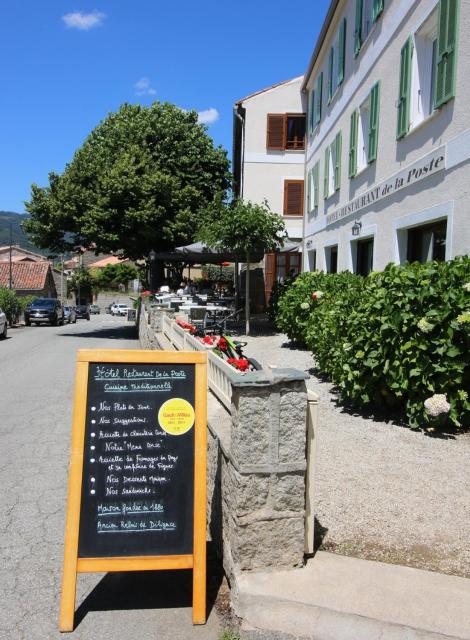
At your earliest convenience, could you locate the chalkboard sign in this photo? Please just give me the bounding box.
[60,349,207,632]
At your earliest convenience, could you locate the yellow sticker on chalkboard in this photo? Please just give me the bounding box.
[158,398,195,436]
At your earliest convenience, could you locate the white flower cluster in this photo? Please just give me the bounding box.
[417,317,432,333]
[424,394,451,417]
[300,302,310,310]
[463,282,470,292]
[313,290,324,299]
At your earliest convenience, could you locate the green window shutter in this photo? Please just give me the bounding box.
[324,147,330,199]
[397,37,413,139]
[338,19,347,86]
[328,48,334,103]
[315,73,323,125]
[334,132,342,191]
[435,0,459,108]
[308,90,314,135]
[307,169,312,211]
[349,110,358,178]
[372,0,384,22]
[354,0,363,56]
[314,162,320,208]
[368,81,380,162]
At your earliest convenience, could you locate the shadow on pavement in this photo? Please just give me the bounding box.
[74,544,223,628]
[59,325,138,340]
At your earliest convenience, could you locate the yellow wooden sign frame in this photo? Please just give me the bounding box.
[60,349,208,631]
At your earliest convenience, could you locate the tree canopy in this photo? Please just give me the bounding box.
[24,102,230,260]
[197,199,287,259]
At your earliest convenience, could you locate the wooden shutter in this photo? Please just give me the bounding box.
[368,81,380,162]
[397,37,413,139]
[315,73,323,125]
[324,146,330,198]
[328,47,334,102]
[349,109,358,178]
[313,161,320,208]
[372,0,384,22]
[354,0,363,56]
[334,132,342,191]
[283,180,304,216]
[435,0,459,108]
[338,19,347,86]
[264,253,276,306]
[266,114,286,150]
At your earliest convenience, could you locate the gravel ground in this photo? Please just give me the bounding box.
[240,330,470,578]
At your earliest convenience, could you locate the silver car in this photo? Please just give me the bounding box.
[0,307,7,340]
[63,306,77,324]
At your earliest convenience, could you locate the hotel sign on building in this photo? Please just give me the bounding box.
[326,147,446,226]
[301,0,469,276]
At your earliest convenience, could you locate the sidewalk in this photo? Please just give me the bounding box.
[236,551,470,640]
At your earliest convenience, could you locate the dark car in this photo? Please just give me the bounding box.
[25,298,64,326]
[75,304,90,320]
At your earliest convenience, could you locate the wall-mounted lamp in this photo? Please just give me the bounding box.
[306,239,313,248]
[352,220,362,236]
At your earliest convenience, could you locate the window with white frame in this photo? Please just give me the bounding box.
[410,9,438,130]
[357,97,370,173]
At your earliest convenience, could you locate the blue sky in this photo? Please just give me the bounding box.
[0,0,330,213]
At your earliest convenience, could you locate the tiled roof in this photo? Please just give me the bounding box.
[235,76,303,105]
[0,261,51,290]
[89,256,129,268]
[0,245,47,261]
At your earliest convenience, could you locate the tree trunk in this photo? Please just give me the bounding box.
[245,252,250,336]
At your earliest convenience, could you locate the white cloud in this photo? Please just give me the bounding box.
[62,10,106,31]
[197,108,219,125]
[134,77,157,97]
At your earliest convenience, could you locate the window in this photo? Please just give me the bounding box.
[324,132,342,198]
[326,245,338,273]
[397,1,458,139]
[283,180,304,216]
[328,20,346,103]
[349,82,380,177]
[356,238,374,275]
[307,162,320,212]
[407,220,447,263]
[308,249,317,271]
[410,10,438,130]
[354,0,383,56]
[264,251,302,304]
[308,74,323,135]
[266,113,306,151]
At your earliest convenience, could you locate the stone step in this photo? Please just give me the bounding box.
[235,551,470,640]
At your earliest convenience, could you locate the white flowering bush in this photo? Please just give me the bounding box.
[274,256,470,430]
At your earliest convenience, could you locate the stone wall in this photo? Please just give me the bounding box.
[138,303,309,582]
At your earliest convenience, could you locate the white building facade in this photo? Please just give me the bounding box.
[302,0,470,275]
[233,77,307,302]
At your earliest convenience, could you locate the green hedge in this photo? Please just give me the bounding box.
[275,258,470,430]
[0,288,34,324]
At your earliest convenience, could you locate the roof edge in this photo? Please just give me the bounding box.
[302,0,341,91]
[235,75,304,106]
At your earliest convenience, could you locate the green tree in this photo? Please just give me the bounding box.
[67,267,94,303]
[197,199,287,334]
[24,103,230,267]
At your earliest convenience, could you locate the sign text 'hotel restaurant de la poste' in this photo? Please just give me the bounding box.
[326,146,446,227]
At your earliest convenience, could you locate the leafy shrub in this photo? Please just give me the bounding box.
[276,271,364,344]
[201,264,234,283]
[275,257,470,430]
[0,288,32,323]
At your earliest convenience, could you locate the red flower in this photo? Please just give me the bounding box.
[227,357,249,372]
[217,337,228,351]
[203,336,214,345]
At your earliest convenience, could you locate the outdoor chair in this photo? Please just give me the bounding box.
[189,306,207,329]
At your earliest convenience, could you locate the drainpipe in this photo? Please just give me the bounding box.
[233,107,245,311]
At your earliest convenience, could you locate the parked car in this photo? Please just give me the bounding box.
[25,298,64,326]
[0,307,7,339]
[111,303,131,316]
[89,304,100,315]
[75,304,91,320]
[63,305,77,324]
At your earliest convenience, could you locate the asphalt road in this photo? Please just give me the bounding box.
[0,315,222,640]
